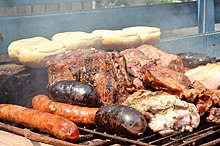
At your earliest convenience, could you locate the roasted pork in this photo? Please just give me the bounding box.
[123,90,200,136]
[45,48,133,105]
[206,107,220,125]
[185,63,220,90]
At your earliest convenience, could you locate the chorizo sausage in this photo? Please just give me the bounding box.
[0,104,79,141]
[49,80,102,107]
[95,104,147,137]
[32,94,98,125]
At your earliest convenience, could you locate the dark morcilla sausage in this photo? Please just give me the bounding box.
[49,80,102,107]
[95,104,147,137]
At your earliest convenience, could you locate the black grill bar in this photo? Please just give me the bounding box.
[78,127,153,146]
[161,125,220,146]
[179,128,220,146]
[200,138,220,146]
[77,123,220,146]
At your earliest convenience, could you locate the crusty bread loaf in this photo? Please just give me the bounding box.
[51,32,102,50]
[92,30,142,51]
[122,26,161,44]
[8,37,66,68]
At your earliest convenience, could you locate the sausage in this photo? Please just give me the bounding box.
[32,94,98,125]
[49,80,102,107]
[0,104,79,141]
[176,52,211,69]
[95,104,147,137]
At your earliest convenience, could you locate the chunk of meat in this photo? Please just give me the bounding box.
[185,63,220,90]
[206,107,220,124]
[137,45,185,73]
[45,48,133,105]
[139,61,196,101]
[123,90,200,136]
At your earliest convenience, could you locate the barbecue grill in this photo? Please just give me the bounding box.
[0,0,220,146]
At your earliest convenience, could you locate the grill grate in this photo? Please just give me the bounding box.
[0,118,219,146]
[76,123,220,146]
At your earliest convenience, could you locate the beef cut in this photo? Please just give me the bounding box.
[45,45,219,115]
[45,48,133,105]
[123,90,200,136]
[120,45,185,73]
[206,107,220,125]
[138,61,220,115]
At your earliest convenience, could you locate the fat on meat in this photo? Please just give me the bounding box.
[123,90,200,136]
[185,63,220,90]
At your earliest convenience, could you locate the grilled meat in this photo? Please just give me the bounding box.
[185,63,220,90]
[45,48,133,105]
[123,90,200,136]
[120,45,185,73]
[45,45,219,115]
[45,48,99,85]
[136,45,185,72]
[206,107,220,124]
[194,83,220,115]
[139,62,220,115]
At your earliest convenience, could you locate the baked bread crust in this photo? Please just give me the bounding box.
[8,37,66,68]
[122,26,161,44]
[92,30,142,51]
[51,32,102,50]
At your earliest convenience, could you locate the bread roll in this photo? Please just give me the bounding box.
[122,26,161,44]
[92,30,142,51]
[51,32,102,50]
[8,37,66,68]
[8,37,49,62]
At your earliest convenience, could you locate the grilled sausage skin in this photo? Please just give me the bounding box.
[32,94,98,125]
[0,104,79,141]
[49,80,102,107]
[95,104,147,137]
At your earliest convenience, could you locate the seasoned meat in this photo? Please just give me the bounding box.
[185,63,220,90]
[123,90,200,136]
[45,48,99,85]
[45,48,133,105]
[206,107,220,124]
[137,45,185,72]
[139,61,192,95]
[194,86,220,116]
[45,45,219,116]
[120,45,185,73]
